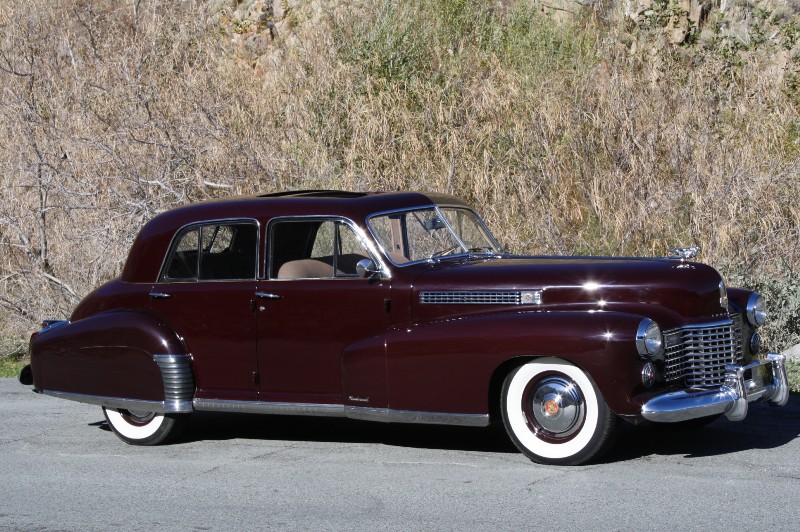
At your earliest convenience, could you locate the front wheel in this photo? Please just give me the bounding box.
[501,358,618,465]
[103,407,187,445]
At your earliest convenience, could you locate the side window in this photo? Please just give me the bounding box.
[271,219,371,279]
[165,228,200,280]
[161,222,258,282]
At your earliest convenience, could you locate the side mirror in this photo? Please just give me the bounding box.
[356,258,381,278]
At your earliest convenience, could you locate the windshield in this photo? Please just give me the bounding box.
[368,206,500,265]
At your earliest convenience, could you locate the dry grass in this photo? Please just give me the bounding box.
[1,0,798,356]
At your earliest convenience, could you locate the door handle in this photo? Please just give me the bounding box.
[255,292,281,300]
[149,292,172,300]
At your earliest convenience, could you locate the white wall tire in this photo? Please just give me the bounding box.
[103,407,186,445]
[501,358,617,465]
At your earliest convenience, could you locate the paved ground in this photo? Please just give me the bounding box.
[2,377,800,531]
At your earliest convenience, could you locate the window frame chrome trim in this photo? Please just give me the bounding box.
[156,217,262,283]
[265,215,391,280]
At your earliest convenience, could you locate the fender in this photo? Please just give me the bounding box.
[382,310,650,418]
[30,310,194,413]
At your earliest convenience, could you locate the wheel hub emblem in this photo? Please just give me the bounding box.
[544,399,560,416]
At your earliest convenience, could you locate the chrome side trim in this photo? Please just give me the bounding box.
[193,399,346,417]
[153,354,195,413]
[641,353,789,423]
[192,399,490,427]
[42,390,166,413]
[345,406,490,427]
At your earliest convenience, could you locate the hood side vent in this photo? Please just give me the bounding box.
[420,291,541,305]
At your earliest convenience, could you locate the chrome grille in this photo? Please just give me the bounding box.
[420,291,521,305]
[663,317,744,388]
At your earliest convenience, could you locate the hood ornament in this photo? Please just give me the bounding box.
[667,246,701,261]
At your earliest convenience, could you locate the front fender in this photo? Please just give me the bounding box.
[385,310,649,417]
[30,310,191,408]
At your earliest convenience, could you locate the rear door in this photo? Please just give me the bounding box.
[149,220,260,401]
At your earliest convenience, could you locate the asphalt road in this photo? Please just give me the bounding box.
[2,378,800,531]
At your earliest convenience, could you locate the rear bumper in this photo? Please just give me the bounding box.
[641,353,789,423]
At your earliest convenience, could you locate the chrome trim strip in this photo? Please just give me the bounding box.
[192,399,490,427]
[641,353,789,423]
[153,354,195,413]
[42,390,168,414]
[345,406,490,427]
[193,399,346,417]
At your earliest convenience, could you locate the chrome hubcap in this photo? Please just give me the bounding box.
[121,410,156,425]
[529,376,585,439]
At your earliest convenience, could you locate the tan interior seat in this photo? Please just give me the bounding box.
[277,258,341,279]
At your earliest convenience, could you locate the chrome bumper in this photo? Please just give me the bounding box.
[641,353,790,423]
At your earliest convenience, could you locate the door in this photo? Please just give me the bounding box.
[149,220,260,401]
[257,218,391,405]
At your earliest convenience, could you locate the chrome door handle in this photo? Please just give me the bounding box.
[255,292,281,300]
[149,292,172,300]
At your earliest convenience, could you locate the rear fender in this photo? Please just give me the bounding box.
[385,311,648,417]
[29,310,194,413]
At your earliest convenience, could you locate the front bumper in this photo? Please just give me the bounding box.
[641,353,789,423]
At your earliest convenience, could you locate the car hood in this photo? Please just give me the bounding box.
[409,256,729,329]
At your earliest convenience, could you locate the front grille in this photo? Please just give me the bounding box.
[663,317,744,388]
[420,291,522,305]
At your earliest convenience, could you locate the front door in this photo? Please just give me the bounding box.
[256,218,391,405]
[150,220,260,401]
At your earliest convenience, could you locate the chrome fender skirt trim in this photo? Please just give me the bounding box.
[192,399,490,427]
[42,390,168,414]
[641,353,790,423]
[153,354,194,414]
[345,406,490,427]
[193,399,346,417]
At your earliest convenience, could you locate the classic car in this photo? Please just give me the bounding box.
[19,190,789,465]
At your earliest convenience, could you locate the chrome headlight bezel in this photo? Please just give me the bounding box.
[746,292,766,327]
[636,319,664,360]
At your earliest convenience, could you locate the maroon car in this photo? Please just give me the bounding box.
[20,191,789,465]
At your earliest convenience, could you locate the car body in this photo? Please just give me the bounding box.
[20,190,790,465]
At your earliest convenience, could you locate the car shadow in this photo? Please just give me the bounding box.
[602,394,800,463]
[183,411,518,454]
[89,394,800,461]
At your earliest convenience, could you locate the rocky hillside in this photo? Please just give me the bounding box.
[1,0,798,356]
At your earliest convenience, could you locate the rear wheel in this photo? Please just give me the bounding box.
[103,407,186,445]
[501,358,618,465]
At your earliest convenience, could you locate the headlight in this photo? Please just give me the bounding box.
[746,293,766,327]
[636,319,663,359]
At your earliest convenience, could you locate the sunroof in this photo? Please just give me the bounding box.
[258,190,368,199]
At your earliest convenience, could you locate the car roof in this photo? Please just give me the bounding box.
[120,190,470,282]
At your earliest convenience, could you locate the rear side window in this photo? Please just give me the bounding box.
[161,222,258,281]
